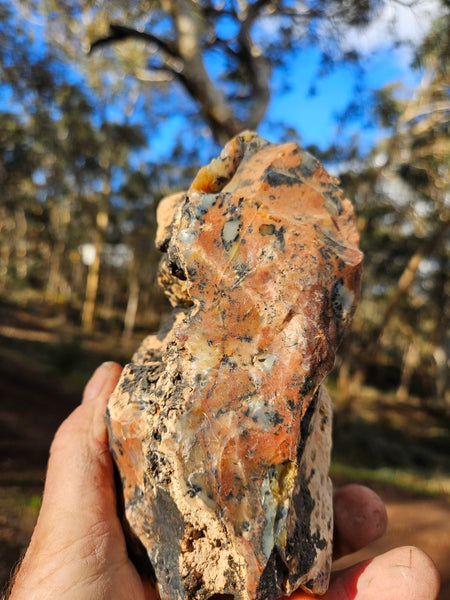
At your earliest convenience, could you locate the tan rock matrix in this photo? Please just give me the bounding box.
[107,132,363,600]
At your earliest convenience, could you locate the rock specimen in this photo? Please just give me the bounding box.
[107,132,363,600]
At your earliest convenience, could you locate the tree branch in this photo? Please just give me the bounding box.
[87,1,307,141]
[399,101,450,127]
[372,217,450,351]
[135,67,175,83]
[164,0,243,143]
[89,24,179,59]
[234,0,274,129]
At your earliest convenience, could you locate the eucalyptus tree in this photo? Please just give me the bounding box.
[5,0,446,348]
[0,1,150,330]
[336,6,450,403]
[23,0,403,149]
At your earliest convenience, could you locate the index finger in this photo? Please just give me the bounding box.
[333,484,387,559]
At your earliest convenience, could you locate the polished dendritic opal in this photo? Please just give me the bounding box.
[107,132,363,600]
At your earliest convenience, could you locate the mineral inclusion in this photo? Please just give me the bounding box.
[107,132,363,600]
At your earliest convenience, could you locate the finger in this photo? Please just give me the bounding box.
[82,361,122,405]
[34,362,123,541]
[291,546,440,600]
[333,484,387,559]
[330,545,440,600]
[80,361,124,443]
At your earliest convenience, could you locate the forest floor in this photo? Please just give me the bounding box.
[0,299,449,598]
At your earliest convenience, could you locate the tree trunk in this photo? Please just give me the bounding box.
[0,209,13,289]
[396,337,419,402]
[103,269,116,313]
[0,241,11,290]
[170,0,272,143]
[345,218,450,399]
[432,258,449,406]
[14,205,28,280]
[122,260,140,340]
[169,0,241,144]
[94,0,273,144]
[433,339,449,406]
[81,208,109,333]
[46,240,66,301]
[70,253,84,302]
[371,218,450,352]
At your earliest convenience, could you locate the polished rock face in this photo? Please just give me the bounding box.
[107,132,363,600]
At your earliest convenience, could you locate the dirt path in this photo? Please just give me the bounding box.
[0,337,449,598]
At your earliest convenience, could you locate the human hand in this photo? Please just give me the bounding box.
[8,363,440,600]
[9,362,154,600]
[290,484,440,600]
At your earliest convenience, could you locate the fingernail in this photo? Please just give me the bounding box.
[83,362,115,403]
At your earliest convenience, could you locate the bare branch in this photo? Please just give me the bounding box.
[399,101,450,127]
[234,0,274,128]
[135,67,175,83]
[89,24,179,59]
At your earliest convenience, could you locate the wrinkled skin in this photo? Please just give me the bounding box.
[8,363,440,600]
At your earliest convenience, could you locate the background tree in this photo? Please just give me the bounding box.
[26,0,404,149]
[1,0,448,395]
[2,5,450,593]
[336,9,449,405]
[1,2,156,331]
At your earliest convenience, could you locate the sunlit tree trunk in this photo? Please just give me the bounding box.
[344,218,450,399]
[14,205,28,280]
[122,258,139,340]
[70,251,84,303]
[82,207,109,332]
[396,337,419,402]
[0,208,14,289]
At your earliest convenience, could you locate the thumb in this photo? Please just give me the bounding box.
[32,362,123,549]
[290,546,440,600]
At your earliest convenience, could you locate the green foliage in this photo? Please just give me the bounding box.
[374,83,403,127]
[335,8,449,404]
[28,495,43,509]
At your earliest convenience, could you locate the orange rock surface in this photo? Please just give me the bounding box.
[108,132,363,600]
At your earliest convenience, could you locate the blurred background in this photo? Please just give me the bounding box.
[0,0,448,596]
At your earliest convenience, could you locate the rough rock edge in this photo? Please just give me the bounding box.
[108,131,362,600]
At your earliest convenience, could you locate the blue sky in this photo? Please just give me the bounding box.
[142,46,413,165]
[265,0,440,154]
[146,40,420,165]
[145,0,442,165]
[260,45,420,155]
[3,0,442,171]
